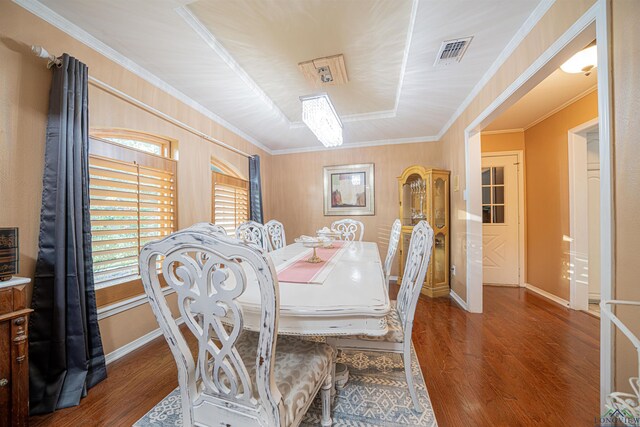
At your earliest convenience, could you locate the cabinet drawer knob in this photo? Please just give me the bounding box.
[0,378,8,387]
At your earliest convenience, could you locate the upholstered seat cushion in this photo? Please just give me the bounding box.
[355,300,404,343]
[234,333,334,426]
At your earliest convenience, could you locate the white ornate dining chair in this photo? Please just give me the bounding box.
[265,219,286,251]
[140,229,335,427]
[383,219,402,290]
[186,222,228,236]
[236,220,270,252]
[331,219,365,241]
[327,220,434,412]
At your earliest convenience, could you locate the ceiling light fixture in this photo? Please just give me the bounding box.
[300,93,343,148]
[561,45,597,76]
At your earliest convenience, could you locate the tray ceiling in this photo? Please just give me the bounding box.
[30,0,545,152]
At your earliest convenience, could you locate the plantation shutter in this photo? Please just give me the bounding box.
[212,172,249,235]
[89,138,177,288]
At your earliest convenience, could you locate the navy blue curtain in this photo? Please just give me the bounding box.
[249,155,264,223]
[29,54,107,415]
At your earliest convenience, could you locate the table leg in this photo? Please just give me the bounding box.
[334,362,349,390]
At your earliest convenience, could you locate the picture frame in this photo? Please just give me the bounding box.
[323,163,375,216]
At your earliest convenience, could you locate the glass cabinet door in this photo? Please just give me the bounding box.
[434,177,446,229]
[402,173,425,226]
[434,233,446,284]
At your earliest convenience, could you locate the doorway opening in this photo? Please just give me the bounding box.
[569,118,601,316]
[462,0,613,408]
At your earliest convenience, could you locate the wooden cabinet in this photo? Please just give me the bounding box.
[0,277,32,427]
[397,166,450,298]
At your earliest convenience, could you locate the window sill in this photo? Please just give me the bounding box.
[97,286,174,320]
[95,274,141,291]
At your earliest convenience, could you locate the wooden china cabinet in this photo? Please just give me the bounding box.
[0,277,32,427]
[397,166,450,297]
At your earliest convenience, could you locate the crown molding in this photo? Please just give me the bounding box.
[13,0,273,155]
[481,128,524,135]
[271,134,439,156]
[436,0,556,140]
[524,84,597,130]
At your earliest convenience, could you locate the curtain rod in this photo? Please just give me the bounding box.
[31,45,253,159]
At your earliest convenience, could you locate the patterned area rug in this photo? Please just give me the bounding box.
[134,346,437,427]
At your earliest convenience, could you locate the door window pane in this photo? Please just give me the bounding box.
[493,186,504,204]
[493,167,504,185]
[482,165,507,224]
[482,168,491,185]
[493,206,505,223]
[482,206,491,223]
[482,187,491,204]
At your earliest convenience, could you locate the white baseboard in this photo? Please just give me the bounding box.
[105,317,183,365]
[525,283,570,308]
[449,289,469,311]
[389,275,399,283]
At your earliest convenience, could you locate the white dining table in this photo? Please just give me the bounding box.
[237,241,391,337]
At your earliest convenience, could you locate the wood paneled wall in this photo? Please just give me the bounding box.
[611,0,640,395]
[267,142,444,276]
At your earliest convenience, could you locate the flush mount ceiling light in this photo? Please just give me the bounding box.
[561,45,597,76]
[300,94,343,148]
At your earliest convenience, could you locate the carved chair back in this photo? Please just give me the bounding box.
[186,222,228,236]
[236,221,270,252]
[396,220,434,340]
[383,219,402,287]
[139,229,284,426]
[331,219,365,242]
[265,220,286,251]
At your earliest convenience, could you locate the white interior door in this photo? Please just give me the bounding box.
[482,154,520,285]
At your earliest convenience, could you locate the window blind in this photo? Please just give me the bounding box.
[212,172,249,236]
[89,138,176,288]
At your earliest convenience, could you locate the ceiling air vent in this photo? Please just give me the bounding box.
[434,36,473,66]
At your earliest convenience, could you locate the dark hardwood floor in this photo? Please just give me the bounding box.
[30,286,599,427]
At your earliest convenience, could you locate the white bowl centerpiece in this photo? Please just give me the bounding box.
[294,235,332,263]
[316,227,342,247]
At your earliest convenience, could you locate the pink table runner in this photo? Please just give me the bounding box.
[277,241,346,284]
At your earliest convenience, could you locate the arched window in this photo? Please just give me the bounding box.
[89,129,177,306]
[91,128,174,157]
[211,158,248,235]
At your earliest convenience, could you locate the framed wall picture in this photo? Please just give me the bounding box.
[323,163,375,216]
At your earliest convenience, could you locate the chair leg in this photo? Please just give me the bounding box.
[321,373,333,427]
[403,345,422,412]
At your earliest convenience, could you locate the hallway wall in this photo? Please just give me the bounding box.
[524,90,598,300]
